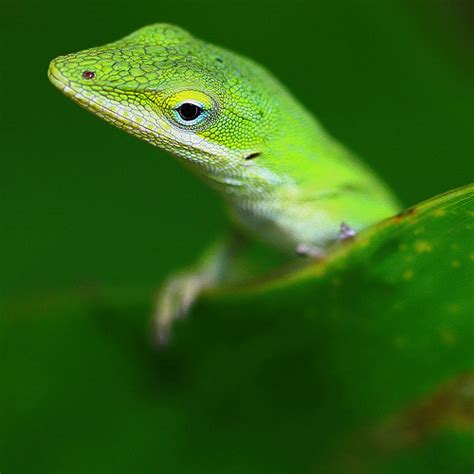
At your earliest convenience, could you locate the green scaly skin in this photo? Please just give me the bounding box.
[48,24,400,343]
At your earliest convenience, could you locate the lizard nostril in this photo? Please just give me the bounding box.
[82,70,95,80]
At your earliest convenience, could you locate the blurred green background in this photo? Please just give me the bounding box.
[1,0,473,473]
[1,0,472,298]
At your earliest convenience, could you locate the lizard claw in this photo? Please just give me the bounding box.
[339,222,357,240]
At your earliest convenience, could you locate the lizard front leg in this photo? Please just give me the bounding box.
[295,222,357,258]
[152,232,244,346]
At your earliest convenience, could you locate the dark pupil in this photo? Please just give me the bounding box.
[177,103,202,121]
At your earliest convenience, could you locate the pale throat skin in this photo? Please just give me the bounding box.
[48,24,400,342]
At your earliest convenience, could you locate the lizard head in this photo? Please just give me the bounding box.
[48,24,288,180]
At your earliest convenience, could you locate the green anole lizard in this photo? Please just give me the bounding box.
[48,24,400,344]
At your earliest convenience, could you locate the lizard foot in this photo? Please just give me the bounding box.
[339,222,357,240]
[295,243,325,259]
[151,270,210,347]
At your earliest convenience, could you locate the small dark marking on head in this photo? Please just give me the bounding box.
[245,152,261,161]
[215,57,223,63]
[82,70,95,80]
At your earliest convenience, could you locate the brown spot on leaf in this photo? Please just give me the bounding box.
[333,374,474,473]
[414,240,433,253]
[433,208,447,217]
[395,207,417,222]
[402,269,414,281]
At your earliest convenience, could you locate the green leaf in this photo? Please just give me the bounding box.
[1,185,473,474]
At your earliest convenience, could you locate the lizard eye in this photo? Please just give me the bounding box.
[167,91,215,128]
[174,102,204,124]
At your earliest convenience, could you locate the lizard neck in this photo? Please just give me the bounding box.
[201,111,332,203]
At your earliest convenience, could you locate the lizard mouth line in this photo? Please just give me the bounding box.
[48,68,240,166]
[48,68,161,139]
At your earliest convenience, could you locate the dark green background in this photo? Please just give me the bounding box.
[1,0,473,472]
[1,0,472,298]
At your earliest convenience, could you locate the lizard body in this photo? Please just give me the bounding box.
[49,24,400,341]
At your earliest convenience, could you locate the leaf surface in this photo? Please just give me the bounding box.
[1,185,473,473]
